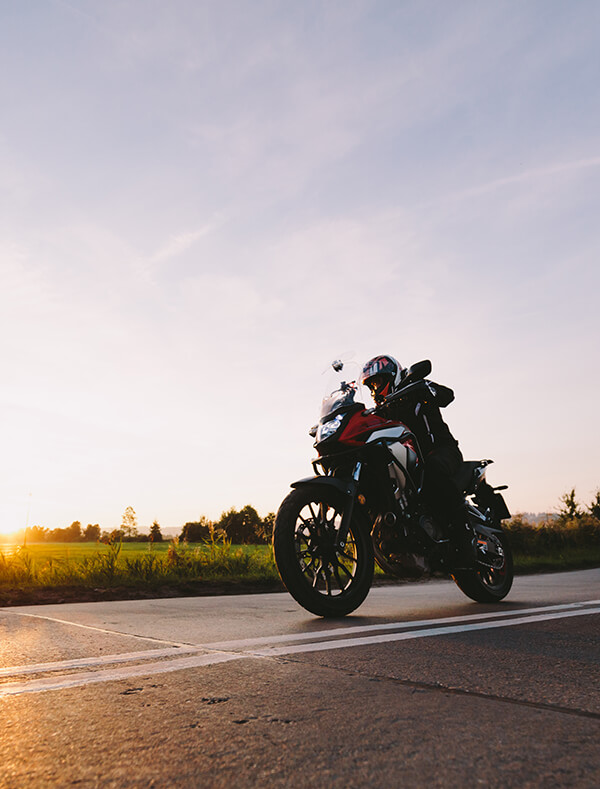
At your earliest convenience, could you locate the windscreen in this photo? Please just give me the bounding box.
[319,358,370,420]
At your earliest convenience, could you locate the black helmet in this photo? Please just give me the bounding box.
[360,355,404,404]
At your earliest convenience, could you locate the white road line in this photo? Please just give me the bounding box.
[0,645,201,678]
[203,600,600,650]
[249,607,600,656]
[5,600,598,654]
[1,609,191,648]
[1,603,598,697]
[0,652,243,696]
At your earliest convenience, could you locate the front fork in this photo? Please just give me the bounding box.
[335,461,362,550]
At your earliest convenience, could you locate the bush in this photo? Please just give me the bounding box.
[214,506,275,544]
[180,517,218,543]
[505,514,600,555]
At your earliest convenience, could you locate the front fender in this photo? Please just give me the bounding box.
[291,475,359,548]
[291,476,357,498]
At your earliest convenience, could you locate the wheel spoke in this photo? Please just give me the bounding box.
[298,513,316,530]
[325,507,339,527]
[311,560,323,588]
[319,502,328,524]
[335,560,354,581]
[308,502,322,524]
[332,562,346,591]
[323,564,332,595]
[317,565,328,591]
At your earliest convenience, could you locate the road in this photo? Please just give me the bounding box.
[1,569,599,788]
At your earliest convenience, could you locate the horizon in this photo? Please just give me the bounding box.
[0,503,578,542]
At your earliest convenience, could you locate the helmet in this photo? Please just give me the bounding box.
[360,355,405,404]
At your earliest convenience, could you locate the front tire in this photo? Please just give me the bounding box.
[452,529,513,603]
[273,485,374,617]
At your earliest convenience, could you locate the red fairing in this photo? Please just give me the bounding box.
[338,410,416,452]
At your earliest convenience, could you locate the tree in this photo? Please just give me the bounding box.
[121,506,138,540]
[258,512,275,543]
[65,521,82,541]
[149,520,163,543]
[83,523,101,541]
[25,525,48,542]
[180,516,215,543]
[216,505,263,544]
[557,489,583,521]
[588,490,600,521]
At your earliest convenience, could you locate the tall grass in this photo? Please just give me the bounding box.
[505,515,600,554]
[1,518,599,595]
[0,536,279,591]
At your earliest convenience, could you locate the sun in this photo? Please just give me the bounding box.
[0,522,21,538]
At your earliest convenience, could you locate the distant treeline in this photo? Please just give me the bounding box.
[180,506,275,545]
[22,520,164,544]
[16,488,600,549]
[20,505,276,546]
[18,506,160,544]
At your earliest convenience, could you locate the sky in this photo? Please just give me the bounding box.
[1,0,599,534]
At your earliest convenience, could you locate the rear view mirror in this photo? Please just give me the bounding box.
[407,359,432,380]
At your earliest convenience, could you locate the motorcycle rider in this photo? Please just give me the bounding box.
[360,355,464,542]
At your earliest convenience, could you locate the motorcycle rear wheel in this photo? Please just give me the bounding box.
[273,485,374,617]
[452,530,514,603]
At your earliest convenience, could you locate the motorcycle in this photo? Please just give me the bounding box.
[273,358,513,617]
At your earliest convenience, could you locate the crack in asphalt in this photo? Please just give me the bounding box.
[277,655,600,721]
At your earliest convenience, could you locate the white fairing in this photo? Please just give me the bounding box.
[365,425,412,444]
[365,426,417,492]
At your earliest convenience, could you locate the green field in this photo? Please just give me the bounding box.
[3,539,600,566]
[0,541,268,560]
[0,542,169,559]
[0,540,278,593]
[1,538,599,606]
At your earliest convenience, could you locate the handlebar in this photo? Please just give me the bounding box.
[383,379,426,405]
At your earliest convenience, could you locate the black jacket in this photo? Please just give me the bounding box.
[382,379,460,459]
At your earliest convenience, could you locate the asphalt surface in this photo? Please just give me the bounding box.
[1,569,599,788]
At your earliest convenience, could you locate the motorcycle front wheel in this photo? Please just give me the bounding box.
[273,485,374,617]
[452,529,514,603]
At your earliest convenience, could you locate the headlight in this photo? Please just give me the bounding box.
[316,414,344,442]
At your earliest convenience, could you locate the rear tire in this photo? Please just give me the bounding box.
[452,529,513,603]
[273,485,374,617]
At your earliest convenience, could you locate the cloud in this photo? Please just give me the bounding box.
[148,223,215,265]
[445,155,600,202]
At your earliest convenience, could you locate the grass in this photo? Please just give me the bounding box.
[0,538,278,593]
[513,545,600,573]
[1,530,599,606]
[0,541,195,559]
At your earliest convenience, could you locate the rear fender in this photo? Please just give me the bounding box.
[466,503,504,535]
[489,491,511,521]
[473,483,512,521]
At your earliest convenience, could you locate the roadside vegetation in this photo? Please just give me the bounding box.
[504,488,600,571]
[1,489,599,604]
[0,536,278,592]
